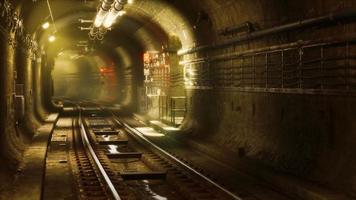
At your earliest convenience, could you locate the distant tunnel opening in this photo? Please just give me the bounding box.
[52,51,119,102]
[42,0,192,123]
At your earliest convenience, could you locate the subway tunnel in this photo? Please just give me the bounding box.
[1,0,356,199]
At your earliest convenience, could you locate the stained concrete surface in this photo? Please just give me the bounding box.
[11,114,59,200]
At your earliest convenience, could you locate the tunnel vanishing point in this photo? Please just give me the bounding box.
[1,0,356,199]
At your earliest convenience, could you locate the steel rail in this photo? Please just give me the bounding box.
[78,108,121,200]
[113,117,243,200]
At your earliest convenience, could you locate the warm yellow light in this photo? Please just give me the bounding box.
[118,11,126,16]
[103,10,126,28]
[128,0,134,4]
[48,35,56,42]
[136,127,165,137]
[42,22,50,29]
[94,10,108,28]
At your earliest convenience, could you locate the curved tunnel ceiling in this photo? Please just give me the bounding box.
[17,0,199,64]
[3,1,356,199]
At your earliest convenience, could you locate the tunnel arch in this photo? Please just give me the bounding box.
[25,0,197,119]
[1,1,356,199]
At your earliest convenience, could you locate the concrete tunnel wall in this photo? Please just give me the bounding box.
[1,0,356,198]
[0,30,45,195]
[180,0,356,197]
[0,4,48,194]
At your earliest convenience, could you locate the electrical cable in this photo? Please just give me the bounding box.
[46,0,57,32]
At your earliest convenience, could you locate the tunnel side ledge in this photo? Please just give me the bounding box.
[11,113,60,200]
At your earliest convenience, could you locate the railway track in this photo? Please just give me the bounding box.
[65,104,242,200]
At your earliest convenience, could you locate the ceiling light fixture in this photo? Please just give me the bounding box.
[42,22,50,29]
[48,35,56,42]
[94,0,115,27]
[94,11,107,27]
[102,1,126,28]
[90,0,130,40]
[45,0,58,44]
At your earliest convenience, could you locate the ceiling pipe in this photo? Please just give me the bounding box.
[94,0,115,28]
[79,19,93,24]
[102,0,127,28]
[218,22,254,36]
[89,0,128,40]
[178,10,356,56]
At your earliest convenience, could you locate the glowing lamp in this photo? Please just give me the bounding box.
[42,22,50,30]
[48,35,56,42]
[103,10,126,28]
[94,10,108,27]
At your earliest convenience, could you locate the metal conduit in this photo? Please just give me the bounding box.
[178,10,356,55]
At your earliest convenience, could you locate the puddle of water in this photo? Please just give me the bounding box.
[101,135,120,154]
[108,145,120,154]
[101,135,118,140]
[142,180,168,200]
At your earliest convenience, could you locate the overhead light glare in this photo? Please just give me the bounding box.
[128,0,134,4]
[118,10,126,16]
[94,10,109,27]
[48,35,56,42]
[102,10,125,28]
[42,22,50,29]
